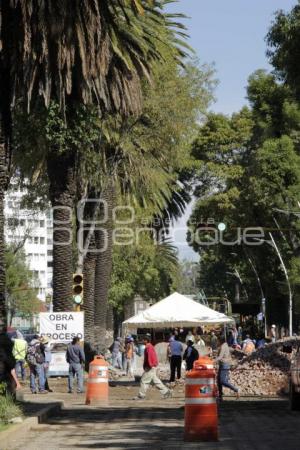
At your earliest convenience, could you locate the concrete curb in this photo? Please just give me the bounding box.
[1,400,64,450]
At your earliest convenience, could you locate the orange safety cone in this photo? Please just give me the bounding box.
[184,356,218,442]
[85,355,109,405]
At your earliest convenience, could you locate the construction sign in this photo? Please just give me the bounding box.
[39,312,84,343]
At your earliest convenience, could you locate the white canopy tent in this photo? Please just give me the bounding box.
[123,292,233,330]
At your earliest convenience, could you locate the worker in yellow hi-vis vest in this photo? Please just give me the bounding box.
[13,331,28,381]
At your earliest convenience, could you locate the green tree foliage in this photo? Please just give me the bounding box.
[177,260,199,296]
[109,237,179,311]
[267,1,300,102]
[5,245,41,324]
[189,69,300,326]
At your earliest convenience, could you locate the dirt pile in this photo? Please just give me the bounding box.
[229,338,300,396]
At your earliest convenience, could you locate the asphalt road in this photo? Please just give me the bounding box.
[10,396,300,450]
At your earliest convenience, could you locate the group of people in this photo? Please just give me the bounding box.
[135,331,240,401]
[110,335,137,379]
[0,330,85,395]
[2,324,279,403]
[0,331,52,394]
[167,334,199,383]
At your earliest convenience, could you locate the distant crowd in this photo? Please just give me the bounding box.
[0,323,283,400]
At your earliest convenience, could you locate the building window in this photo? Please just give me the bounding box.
[20,219,25,227]
[34,237,39,244]
[7,218,18,227]
[40,254,45,260]
[47,238,53,245]
[47,261,53,268]
[40,271,45,277]
[40,237,45,245]
[47,250,53,256]
[40,220,45,228]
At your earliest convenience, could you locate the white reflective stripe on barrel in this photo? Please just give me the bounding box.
[87,378,108,384]
[185,398,216,405]
[186,378,215,385]
[90,366,108,371]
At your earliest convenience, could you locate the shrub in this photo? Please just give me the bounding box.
[0,392,23,424]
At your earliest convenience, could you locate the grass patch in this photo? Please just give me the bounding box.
[0,394,23,424]
[0,423,10,432]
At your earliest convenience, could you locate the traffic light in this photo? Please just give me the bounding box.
[73,273,83,307]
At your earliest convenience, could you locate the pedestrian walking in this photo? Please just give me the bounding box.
[40,337,53,392]
[183,340,199,371]
[169,335,183,382]
[270,325,277,343]
[216,337,239,400]
[111,337,123,369]
[135,335,171,400]
[125,337,135,379]
[66,337,85,394]
[256,334,266,349]
[12,330,27,382]
[210,332,218,355]
[26,335,47,394]
[237,326,243,345]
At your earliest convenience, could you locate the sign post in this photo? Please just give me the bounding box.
[39,312,84,343]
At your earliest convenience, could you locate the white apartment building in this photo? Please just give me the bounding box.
[4,183,53,302]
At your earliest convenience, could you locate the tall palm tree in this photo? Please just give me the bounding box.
[94,179,116,351]
[0,1,13,331]
[1,0,184,313]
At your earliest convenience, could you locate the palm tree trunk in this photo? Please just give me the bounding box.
[0,3,12,332]
[106,303,115,348]
[94,180,116,351]
[83,234,96,347]
[47,151,76,312]
[0,147,7,333]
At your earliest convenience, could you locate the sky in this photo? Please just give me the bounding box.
[168,0,297,260]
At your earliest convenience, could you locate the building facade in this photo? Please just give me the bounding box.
[4,183,53,302]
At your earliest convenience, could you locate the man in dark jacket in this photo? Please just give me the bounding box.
[183,340,199,371]
[66,337,85,393]
[0,332,19,394]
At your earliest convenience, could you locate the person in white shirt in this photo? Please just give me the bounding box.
[185,331,195,344]
[271,325,277,343]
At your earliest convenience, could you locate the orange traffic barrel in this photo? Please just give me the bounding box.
[85,355,109,405]
[184,356,218,442]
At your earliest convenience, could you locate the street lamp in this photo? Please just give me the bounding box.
[253,232,293,337]
[226,267,249,302]
[242,247,267,338]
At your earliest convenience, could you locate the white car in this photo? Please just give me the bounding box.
[48,343,69,377]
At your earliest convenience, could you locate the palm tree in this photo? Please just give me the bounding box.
[94,179,116,351]
[0,2,13,331]
[1,0,184,314]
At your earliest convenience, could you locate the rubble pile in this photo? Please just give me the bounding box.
[229,338,300,396]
